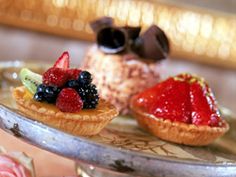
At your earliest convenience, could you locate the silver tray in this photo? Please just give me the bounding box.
[0,61,235,177]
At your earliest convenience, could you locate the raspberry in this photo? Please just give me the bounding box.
[67,68,82,80]
[43,67,68,87]
[56,88,83,112]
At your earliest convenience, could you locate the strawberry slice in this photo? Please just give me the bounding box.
[53,51,70,69]
[136,77,191,123]
[134,84,162,110]
[190,79,221,126]
[150,78,191,123]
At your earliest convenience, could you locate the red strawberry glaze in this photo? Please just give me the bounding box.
[150,78,191,123]
[190,81,221,127]
[133,74,222,127]
[134,84,161,110]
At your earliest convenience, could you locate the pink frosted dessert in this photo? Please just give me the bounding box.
[0,147,35,177]
[81,17,169,114]
[82,46,166,114]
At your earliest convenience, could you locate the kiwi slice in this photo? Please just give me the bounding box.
[19,68,42,94]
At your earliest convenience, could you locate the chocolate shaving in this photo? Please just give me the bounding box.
[122,26,141,40]
[154,26,169,54]
[136,25,169,60]
[131,37,143,53]
[91,17,170,60]
[90,17,114,33]
[97,27,127,53]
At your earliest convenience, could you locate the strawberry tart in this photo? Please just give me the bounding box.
[130,73,229,146]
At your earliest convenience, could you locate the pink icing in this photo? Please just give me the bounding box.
[0,155,31,177]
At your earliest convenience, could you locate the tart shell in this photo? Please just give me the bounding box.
[13,86,118,136]
[130,96,229,146]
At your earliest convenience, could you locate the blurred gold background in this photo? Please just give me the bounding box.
[0,0,236,68]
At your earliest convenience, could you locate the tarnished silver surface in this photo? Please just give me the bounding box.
[0,104,236,177]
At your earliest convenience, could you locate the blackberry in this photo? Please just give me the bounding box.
[65,80,79,88]
[77,84,99,109]
[43,85,61,103]
[78,71,92,86]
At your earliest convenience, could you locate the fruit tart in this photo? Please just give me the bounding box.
[12,52,118,136]
[81,17,169,115]
[130,73,229,146]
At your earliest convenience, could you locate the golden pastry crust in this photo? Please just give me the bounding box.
[130,96,229,146]
[13,86,118,136]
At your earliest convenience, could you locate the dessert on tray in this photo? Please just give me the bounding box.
[81,17,169,115]
[130,73,229,146]
[0,147,35,177]
[12,52,118,136]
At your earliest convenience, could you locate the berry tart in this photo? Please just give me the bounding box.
[81,17,169,115]
[130,73,229,146]
[12,52,118,136]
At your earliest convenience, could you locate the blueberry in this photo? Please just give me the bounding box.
[34,92,44,102]
[78,71,92,86]
[43,85,60,103]
[45,86,59,94]
[36,84,46,93]
[34,84,61,103]
[65,80,79,88]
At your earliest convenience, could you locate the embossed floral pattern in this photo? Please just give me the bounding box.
[90,116,236,163]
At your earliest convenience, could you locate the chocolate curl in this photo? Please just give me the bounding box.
[122,26,141,40]
[90,17,114,33]
[97,27,128,54]
[133,25,169,60]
